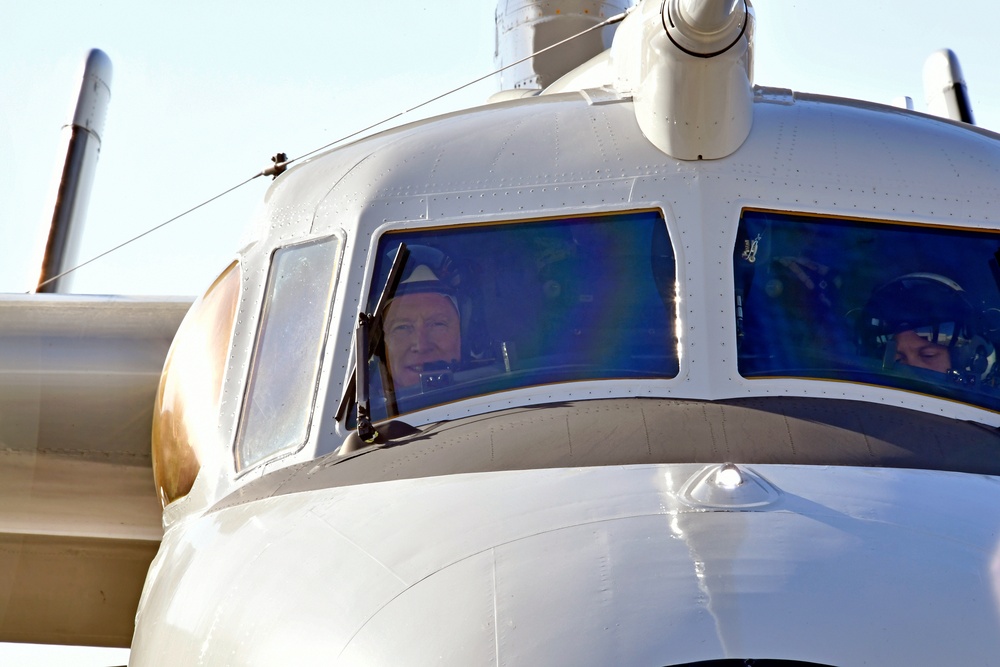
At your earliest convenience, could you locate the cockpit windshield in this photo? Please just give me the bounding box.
[735,209,1000,412]
[363,210,678,418]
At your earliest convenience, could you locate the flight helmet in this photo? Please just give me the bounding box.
[376,243,490,365]
[857,272,996,384]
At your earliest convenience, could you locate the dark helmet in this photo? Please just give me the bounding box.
[376,243,489,362]
[857,273,995,382]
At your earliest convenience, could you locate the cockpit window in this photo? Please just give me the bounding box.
[735,209,1000,411]
[363,210,677,419]
[237,236,342,470]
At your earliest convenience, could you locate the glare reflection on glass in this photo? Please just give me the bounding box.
[714,463,744,489]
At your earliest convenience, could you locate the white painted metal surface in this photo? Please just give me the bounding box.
[923,47,975,124]
[6,0,1000,661]
[0,293,190,539]
[127,3,1000,660]
[132,464,1000,664]
[613,0,754,158]
[0,294,189,646]
[494,0,631,90]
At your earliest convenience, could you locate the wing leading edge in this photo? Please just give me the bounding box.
[0,294,190,647]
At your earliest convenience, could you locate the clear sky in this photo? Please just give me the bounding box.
[2,0,999,662]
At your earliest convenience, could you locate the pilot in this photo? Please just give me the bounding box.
[857,272,996,384]
[890,328,951,373]
[382,248,463,392]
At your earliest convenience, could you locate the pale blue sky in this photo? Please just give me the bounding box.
[2,0,999,663]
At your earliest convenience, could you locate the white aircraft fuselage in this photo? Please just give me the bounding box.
[31,0,1000,664]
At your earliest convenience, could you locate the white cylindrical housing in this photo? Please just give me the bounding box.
[494,0,632,91]
[616,0,754,160]
[667,0,747,55]
[923,48,974,125]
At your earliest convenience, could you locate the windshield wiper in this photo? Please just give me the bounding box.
[336,243,409,446]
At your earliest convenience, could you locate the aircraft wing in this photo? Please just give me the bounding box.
[0,294,191,648]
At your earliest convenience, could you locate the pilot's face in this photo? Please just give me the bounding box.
[384,292,461,388]
[892,329,951,373]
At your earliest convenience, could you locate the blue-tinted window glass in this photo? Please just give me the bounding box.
[735,209,1000,411]
[365,211,677,418]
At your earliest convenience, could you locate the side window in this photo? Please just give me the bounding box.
[734,209,1000,411]
[237,236,342,470]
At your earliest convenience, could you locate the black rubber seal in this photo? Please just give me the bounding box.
[661,0,749,59]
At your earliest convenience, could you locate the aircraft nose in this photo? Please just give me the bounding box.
[337,513,711,664]
[131,465,1000,665]
[328,469,1000,665]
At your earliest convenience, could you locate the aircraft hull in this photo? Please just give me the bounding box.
[131,460,1000,664]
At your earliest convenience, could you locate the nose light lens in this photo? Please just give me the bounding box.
[714,462,744,489]
[679,463,781,509]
